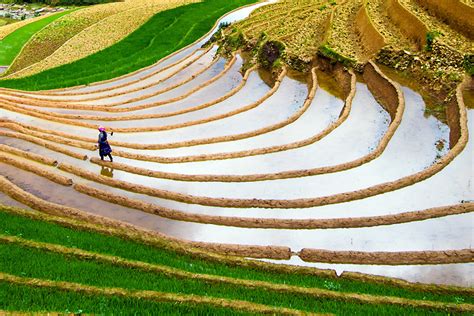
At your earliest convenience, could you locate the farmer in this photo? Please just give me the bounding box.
[98,126,113,162]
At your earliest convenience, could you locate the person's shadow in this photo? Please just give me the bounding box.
[100,166,114,178]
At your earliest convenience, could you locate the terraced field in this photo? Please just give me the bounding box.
[0,0,472,314]
[0,10,73,70]
[2,0,199,79]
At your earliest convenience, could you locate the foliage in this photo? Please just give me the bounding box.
[1,283,249,315]
[3,241,456,315]
[0,17,15,26]
[425,30,443,52]
[463,54,474,76]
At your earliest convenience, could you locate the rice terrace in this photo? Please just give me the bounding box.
[0,0,472,313]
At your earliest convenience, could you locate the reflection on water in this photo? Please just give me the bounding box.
[100,166,114,178]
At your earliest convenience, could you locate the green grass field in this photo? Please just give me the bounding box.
[0,0,257,91]
[0,206,471,314]
[0,11,72,66]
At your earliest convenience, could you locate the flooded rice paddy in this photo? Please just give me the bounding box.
[0,0,472,288]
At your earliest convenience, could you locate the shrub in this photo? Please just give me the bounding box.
[258,40,285,69]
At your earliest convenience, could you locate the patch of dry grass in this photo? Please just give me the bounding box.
[399,0,473,54]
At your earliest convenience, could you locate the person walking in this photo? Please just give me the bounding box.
[98,126,113,162]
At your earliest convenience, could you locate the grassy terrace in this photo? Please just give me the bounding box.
[0,11,72,66]
[0,0,257,91]
[0,206,472,314]
[1,284,252,315]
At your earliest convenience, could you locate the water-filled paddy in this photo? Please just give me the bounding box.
[0,0,471,289]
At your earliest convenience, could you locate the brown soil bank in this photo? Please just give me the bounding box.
[299,248,474,265]
[414,0,474,39]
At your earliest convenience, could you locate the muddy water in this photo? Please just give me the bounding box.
[105,59,227,109]
[0,109,99,139]
[0,136,93,167]
[81,66,240,129]
[0,0,470,288]
[88,75,299,144]
[170,213,473,252]
[0,112,470,287]
[2,152,467,287]
[90,86,446,202]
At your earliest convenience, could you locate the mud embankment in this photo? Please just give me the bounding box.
[299,248,474,265]
[386,0,427,49]
[0,129,89,160]
[414,0,474,39]
[0,144,57,166]
[363,61,399,119]
[0,152,72,186]
[355,2,386,59]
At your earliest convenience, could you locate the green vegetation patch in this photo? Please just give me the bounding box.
[0,10,71,66]
[0,0,258,90]
[318,44,357,68]
[0,242,463,315]
[0,207,472,307]
[0,283,251,315]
